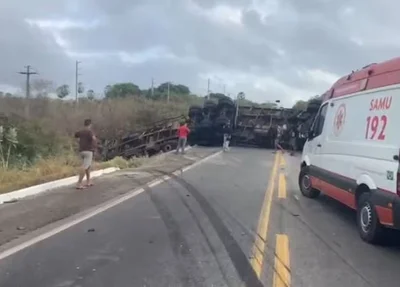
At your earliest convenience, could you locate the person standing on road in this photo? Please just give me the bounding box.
[274,124,285,153]
[222,121,232,152]
[74,119,97,189]
[176,121,190,154]
[289,125,298,156]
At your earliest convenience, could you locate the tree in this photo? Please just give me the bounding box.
[292,95,321,111]
[56,85,70,99]
[156,82,190,96]
[237,92,245,100]
[260,102,278,108]
[31,79,54,98]
[209,93,227,100]
[157,82,170,94]
[292,100,308,111]
[104,85,112,98]
[87,89,95,100]
[78,82,85,94]
[104,83,141,98]
[175,84,190,94]
[0,125,18,169]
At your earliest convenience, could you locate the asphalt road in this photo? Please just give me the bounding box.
[1,147,400,287]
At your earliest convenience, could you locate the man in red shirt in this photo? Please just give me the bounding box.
[175,121,190,154]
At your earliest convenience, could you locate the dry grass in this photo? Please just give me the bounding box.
[0,95,201,139]
[0,153,145,195]
[0,95,201,194]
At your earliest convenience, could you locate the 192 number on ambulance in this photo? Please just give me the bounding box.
[365,115,387,140]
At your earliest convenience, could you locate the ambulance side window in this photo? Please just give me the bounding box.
[313,103,328,137]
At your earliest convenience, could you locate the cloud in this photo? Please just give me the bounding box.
[0,0,400,106]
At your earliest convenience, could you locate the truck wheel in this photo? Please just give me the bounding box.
[162,144,173,152]
[357,193,384,244]
[162,141,177,152]
[298,166,320,198]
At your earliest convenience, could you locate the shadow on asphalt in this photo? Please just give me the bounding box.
[315,194,400,248]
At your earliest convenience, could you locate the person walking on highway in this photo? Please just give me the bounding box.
[74,119,97,189]
[176,121,190,154]
[273,125,285,153]
[222,121,232,152]
[289,125,298,156]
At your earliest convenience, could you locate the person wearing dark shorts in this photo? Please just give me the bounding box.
[222,121,232,152]
[74,119,97,189]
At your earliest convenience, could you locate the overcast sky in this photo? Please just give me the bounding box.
[1,0,399,107]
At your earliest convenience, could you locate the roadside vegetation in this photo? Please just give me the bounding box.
[0,80,202,194]
[0,79,308,194]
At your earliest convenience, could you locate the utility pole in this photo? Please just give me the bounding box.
[18,65,37,99]
[18,65,37,119]
[234,93,240,128]
[151,78,155,98]
[167,81,170,103]
[223,84,226,95]
[75,60,81,103]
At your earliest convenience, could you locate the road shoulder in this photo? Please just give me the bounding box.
[0,147,220,249]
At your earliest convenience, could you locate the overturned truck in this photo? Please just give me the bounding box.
[99,96,322,161]
[100,115,185,160]
[187,96,322,150]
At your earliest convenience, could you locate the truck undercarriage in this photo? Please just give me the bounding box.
[100,97,321,161]
[187,96,322,151]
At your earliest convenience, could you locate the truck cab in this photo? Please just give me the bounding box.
[299,57,400,244]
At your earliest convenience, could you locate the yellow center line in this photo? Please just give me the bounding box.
[273,234,291,287]
[250,152,280,278]
[278,173,287,199]
[279,153,286,167]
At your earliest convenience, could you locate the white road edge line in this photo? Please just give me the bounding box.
[0,149,223,261]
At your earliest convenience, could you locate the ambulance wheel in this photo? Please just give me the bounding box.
[299,166,320,198]
[357,193,384,244]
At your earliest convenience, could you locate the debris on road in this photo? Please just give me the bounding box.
[3,199,18,204]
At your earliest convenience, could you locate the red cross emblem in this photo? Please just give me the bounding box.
[334,103,346,136]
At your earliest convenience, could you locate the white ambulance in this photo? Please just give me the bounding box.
[299,57,400,244]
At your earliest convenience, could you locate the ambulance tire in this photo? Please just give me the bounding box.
[357,193,384,244]
[298,166,320,198]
